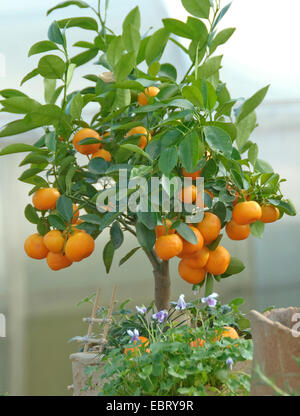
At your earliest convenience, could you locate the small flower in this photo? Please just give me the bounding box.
[201,292,219,307]
[152,309,168,323]
[175,294,186,310]
[136,305,147,315]
[127,329,139,343]
[226,357,234,370]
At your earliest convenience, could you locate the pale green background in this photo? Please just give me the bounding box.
[0,0,300,396]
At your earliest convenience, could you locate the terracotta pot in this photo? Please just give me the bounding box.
[69,352,105,396]
[249,307,300,395]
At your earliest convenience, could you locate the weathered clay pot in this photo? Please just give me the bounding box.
[249,307,300,395]
[69,352,105,396]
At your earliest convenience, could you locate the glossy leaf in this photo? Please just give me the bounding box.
[103,240,115,273]
[28,40,60,57]
[181,0,211,19]
[38,55,66,79]
[47,1,89,16]
[204,126,232,157]
[145,28,169,65]
[236,85,270,123]
[57,195,74,222]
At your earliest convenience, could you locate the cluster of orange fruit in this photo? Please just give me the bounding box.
[155,169,280,285]
[24,188,95,271]
[123,326,239,356]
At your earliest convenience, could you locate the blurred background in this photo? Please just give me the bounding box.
[0,0,299,396]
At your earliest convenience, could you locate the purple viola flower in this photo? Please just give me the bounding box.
[127,329,140,343]
[136,305,147,315]
[152,309,168,323]
[226,357,234,370]
[201,292,219,308]
[175,294,186,310]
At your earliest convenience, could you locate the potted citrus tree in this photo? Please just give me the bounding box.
[0,0,296,395]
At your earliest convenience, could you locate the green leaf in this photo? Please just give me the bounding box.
[120,144,153,162]
[24,204,40,224]
[179,130,202,172]
[106,36,124,67]
[48,214,66,230]
[267,198,296,216]
[250,221,265,238]
[209,28,236,54]
[1,96,41,114]
[115,80,144,92]
[137,212,157,230]
[163,18,195,39]
[136,222,156,250]
[0,89,28,98]
[70,93,83,119]
[236,85,270,123]
[158,147,178,175]
[0,116,43,138]
[114,52,136,81]
[37,219,50,236]
[21,68,39,86]
[204,274,214,296]
[181,0,211,18]
[222,257,245,277]
[56,195,73,222]
[182,85,203,108]
[47,1,89,16]
[254,158,273,174]
[123,6,141,31]
[44,79,56,104]
[71,48,98,67]
[158,63,177,81]
[236,111,257,151]
[28,40,60,57]
[103,240,115,274]
[0,143,44,156]
[204,126,232,157]
[19,152,49,167]
[197,55,222,79]
[110,222,124,250]
[174,222,197,244]
[19,167,44,181]
[119,247,140,266]
[48,21,65,46]
[145,28,169,65]
[38,55,66,79]
[122,24,141,53]
[248,143,258,166]
[45,131,56,151]
[88,158,109,174]
[57,17,98,31]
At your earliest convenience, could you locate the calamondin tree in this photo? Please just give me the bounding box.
[0,0,295,311]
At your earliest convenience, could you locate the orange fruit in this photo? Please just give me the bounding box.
[183,246,210,269]
[222,326,239,340]
[72,204,80,224]
[32,188,60,211]
[225,220,250,241]
[73,128,101,155]
[180,226,204,256]
[205,246,230,276]
[178,259,206,284]
[182,167,202,179]
[65,232,95,262]
[155,234,183,260]
[91,148,112,162]
[47,251,73,271]
[24,234,49,259]
[43,230,65,253]
[126,126,152,150]
[138,86,160,106]
[260,205,280,223]
[196,212,221,244]
[232,201,262,225]
[178,185,197,204]
[124,336,150,355]
[155,219,175,237]
[190,338,205,348]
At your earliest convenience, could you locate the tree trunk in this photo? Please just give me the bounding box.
[153,260,171,311]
